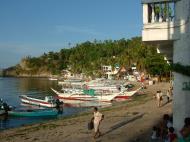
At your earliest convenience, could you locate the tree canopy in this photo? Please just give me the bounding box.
[15,37,170,77]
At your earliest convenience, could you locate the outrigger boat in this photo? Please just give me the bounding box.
[19,95,57,108]
[114,88,141,101]
[8,109,58,117]
[51,88,119,104]
[51,88,98,104]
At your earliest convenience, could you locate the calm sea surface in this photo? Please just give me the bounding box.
[0,77,88,131]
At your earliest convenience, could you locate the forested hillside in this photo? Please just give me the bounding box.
[7,37,170,77]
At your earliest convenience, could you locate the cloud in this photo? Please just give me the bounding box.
[55,25,104,36]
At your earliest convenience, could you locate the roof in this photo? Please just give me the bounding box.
[120,67,127,72]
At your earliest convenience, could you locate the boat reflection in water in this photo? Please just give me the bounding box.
[0,78,116,131]
[0,114,8,130]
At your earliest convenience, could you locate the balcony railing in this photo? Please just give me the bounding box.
[145,2,175,24]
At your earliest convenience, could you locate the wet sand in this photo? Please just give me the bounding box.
[0,82,171,142]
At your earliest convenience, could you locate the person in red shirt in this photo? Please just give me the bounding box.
[167,127,177,142]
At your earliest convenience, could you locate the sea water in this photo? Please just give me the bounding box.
[0,77,88,131]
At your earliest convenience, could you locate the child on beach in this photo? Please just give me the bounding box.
[178,117,190,142]
[151,126,160,141]
[167,127,177,142]
[91,107,104,138]
[159,114,171,141]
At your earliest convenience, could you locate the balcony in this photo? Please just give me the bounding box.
[142,0,178,42]
[141,0,179,62]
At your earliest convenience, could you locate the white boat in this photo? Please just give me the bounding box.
[114,88,141,101]
[51,88,98,104]
[86,85,119,92]
[84,79,129,93]
[19,95,57,108]
[61,88,84,94]
[49,77,58,81]
[0,110,6,116]
[65,101,112,108]
[58,79,84,87]
[51,88,118,103]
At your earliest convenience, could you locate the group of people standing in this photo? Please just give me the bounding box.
[155,87,173,107]
[151,114,190,142]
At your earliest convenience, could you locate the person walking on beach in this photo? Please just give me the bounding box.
[91,107,104,138]
[166,90,171,103]
[156,90,163,107]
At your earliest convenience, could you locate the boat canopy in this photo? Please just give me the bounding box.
[83,89,95,96]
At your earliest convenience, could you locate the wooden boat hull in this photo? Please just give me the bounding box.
[8,109,58,117]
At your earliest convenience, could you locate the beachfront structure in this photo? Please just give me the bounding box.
[61,70,85,79]
[61,70,74,78]
[102,65,120,79]
[102,65,112,72]
[142,0,190,132]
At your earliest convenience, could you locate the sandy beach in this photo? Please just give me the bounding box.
[0,82,172,142]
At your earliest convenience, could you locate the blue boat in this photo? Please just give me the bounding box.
[8,109,58,117]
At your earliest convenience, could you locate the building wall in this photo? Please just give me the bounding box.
[142,0,190,133]
[173,0,190,132]
[142,22,176,41]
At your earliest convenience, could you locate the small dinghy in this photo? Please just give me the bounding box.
[8,109,58,117]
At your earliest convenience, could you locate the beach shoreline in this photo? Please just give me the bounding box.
[0,82,171,142]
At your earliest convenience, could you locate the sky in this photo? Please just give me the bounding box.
[0,0,142,68]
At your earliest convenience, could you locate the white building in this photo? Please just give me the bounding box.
[102,65,120,79]
[142,0,190,133]
[102,65,112,73]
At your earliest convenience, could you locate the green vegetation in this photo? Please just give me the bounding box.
[13,37,170,77]
[0,69,3,76]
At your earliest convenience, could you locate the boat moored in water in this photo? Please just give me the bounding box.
[8,109,58,117]
[19,95,57,108]
[51,88,119,103]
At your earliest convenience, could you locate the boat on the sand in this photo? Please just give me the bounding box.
[51,88,118,103]
[114,88,141,101]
